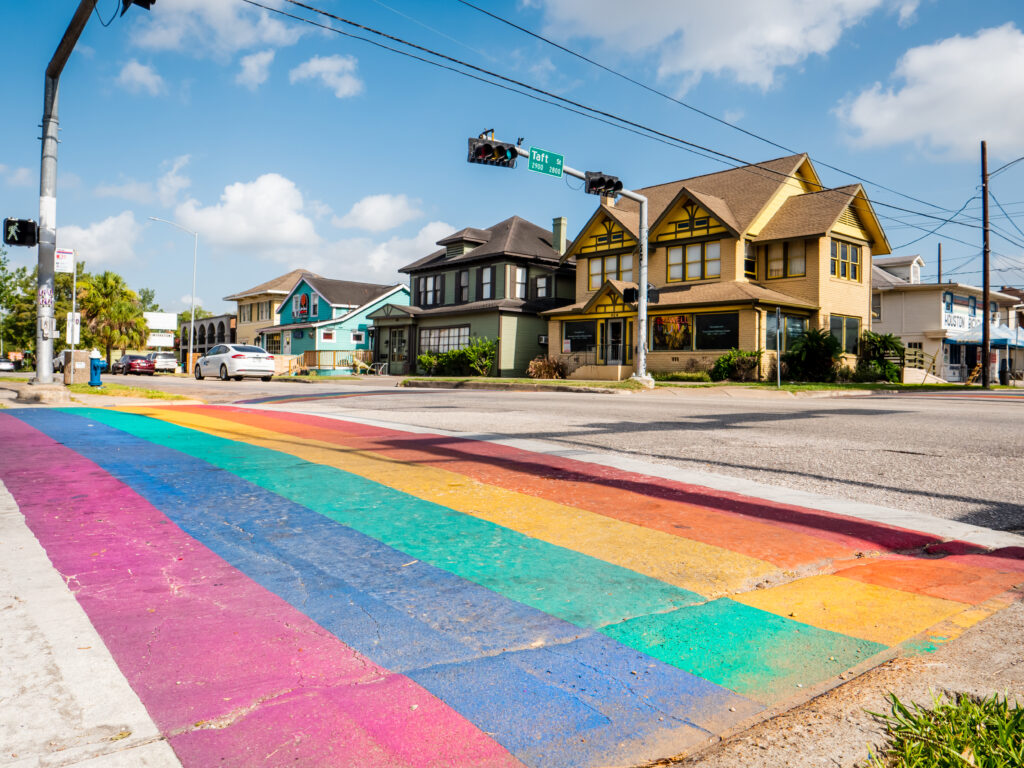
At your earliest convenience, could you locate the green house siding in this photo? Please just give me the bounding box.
[499,313,548,376]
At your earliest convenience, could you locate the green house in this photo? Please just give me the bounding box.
[368,216,575,376]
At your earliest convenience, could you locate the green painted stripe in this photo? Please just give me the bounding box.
[603,598,886,702]
[75,409,702,627]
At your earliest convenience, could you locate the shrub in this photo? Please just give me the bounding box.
[853,358,902,383]
[858,331,904,383]
[710,348,762,381]
[651,371,712,382]
[416,352,440,375]
[527,356,567,379]
[419,336,498,377]
[784,328,842,381]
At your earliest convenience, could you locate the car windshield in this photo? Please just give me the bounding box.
[231,345,268,354]
[128,355,147,361]
[152,353,175,359]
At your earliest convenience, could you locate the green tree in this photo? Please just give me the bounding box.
[176,306,214,329]
[0,256,38,358]
[78,271,149,366]
[138,287,162,312]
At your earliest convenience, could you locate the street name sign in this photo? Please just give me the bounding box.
[528,147,563,178]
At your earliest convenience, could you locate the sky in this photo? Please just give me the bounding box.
[2,0,1024,315]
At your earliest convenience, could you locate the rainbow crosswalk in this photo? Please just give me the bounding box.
[0,405,1020,768]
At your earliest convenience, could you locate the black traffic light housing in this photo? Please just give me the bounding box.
[467,137,518,169]
[3,218,38,247]
[585,171,623,196]
[121,0,155,16]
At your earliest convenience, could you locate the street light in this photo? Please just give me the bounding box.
[148,217,198,374]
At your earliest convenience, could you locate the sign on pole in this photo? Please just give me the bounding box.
[65,311,81,344]
[528,147,564,178]
[55,247,75,274]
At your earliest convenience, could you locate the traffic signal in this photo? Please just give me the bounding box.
[3,218,38,247]
[467,137,518,169]
[121,0,155,15]
[585,171,623,196]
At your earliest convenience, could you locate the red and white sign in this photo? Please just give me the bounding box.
[54,248,75,274]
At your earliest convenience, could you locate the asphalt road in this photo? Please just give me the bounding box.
[82,374,1024,532]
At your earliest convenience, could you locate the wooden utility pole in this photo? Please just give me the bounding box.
[937,242,942,283]
[981,141,991,389]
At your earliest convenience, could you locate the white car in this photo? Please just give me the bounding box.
[146,351,178,372]
[195,343,275,381]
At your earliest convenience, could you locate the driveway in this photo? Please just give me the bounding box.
[1,403,1020,767]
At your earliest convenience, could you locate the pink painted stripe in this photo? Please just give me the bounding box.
[0,414,520,768]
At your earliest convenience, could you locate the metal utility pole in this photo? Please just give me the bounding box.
[509,145,652,382]
[981,141,991,389]
[34,0,98,384]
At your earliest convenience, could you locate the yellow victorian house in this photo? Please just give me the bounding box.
[544,153,889,379]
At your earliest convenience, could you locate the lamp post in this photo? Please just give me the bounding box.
[148,217,198,374]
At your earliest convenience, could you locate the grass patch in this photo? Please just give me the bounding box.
[401,376,646,390]
[864,692,1023,767]
[275,374,360,381]
[652,371,712,383]
[67,383,190,400]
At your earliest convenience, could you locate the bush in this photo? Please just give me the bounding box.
[853,358,902,383]
[418,336,498,377]
[858,331,904,383]
[710,348,762,381]
[784,328,842,381]
[527,356,567,379]
[652,370,712,382]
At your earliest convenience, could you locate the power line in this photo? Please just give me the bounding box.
[454,0,965,217]
[991,192,1024,243]
[889,196,978,250]
[248,0,996,235]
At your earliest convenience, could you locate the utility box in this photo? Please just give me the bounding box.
[62,350,92,385]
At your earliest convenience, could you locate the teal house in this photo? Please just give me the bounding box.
[257,275,408,374]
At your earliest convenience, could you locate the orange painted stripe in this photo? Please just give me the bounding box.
[834,556,1024,605]
[158,405,880,571]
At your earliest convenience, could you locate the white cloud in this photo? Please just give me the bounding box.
[534,0,917,92]
[158,155,192,208]
[308,200,334,220]
[179,294,205,309]
[131,0,302,58]
[0,165,33,187]
[237,49,275,90]
[315,221,453,283]
[58,212,142,266]
[836,23,1024,160]
[175,173,320,254]
[334,194,423,232]
[116,60,165,95]
[289,55,363,98]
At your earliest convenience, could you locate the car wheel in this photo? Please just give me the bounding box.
[261,376,272,382]
[233,376,243,381]
[220,364,230,381]
[147,372,155,376]
[195,365,203,380]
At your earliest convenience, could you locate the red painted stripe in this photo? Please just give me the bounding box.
[0,413,520,768]
[185,406,940,567]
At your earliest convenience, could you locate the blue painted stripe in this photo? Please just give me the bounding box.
[13,409,760,768]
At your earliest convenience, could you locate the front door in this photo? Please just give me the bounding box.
[389,328,407,375]
[283,331,292,355]
[605,319,624,364]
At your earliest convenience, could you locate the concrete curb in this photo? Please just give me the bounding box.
[399,379,626,394]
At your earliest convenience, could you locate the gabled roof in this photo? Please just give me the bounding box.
[223,268,321,301]
[280,275,398,310]
[752,185,861,242]
[874,254,924,268]
[872,265,909,290]
[401,215,572,273]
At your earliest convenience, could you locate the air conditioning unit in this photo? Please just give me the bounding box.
[538,334,549,345]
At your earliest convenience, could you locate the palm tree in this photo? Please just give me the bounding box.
[79,271,149,366]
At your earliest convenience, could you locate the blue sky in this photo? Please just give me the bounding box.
[2,0,1023,314]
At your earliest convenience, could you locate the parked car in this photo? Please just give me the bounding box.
[111,354,156,375]
[146,351,178,373]
[195,344,274,381]
[0,358,15,372]
[53,350,68,372]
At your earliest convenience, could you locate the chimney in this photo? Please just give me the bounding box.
[552,216,567,256]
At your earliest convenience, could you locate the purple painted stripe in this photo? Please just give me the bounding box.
[0,413,521,768]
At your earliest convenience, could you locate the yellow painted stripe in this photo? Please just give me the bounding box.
[128,407,779,598]
[733,574,969,646]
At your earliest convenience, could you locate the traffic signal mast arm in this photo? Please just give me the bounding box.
[506,144,653,383]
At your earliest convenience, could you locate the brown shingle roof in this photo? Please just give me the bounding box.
[752,185,860,242]
[223,268,321,301]
[302,276,399,307]
[401,216,572,273]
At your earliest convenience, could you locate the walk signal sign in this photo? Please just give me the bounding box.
[585,171,623,196]
[3,218,38,247]
[467,137,518,169]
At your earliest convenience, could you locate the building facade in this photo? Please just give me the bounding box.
[369,216,576,376]
[544,154,889,379]
[256,276,408,373]
[223,269,321,346]
[179,313,236,367]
